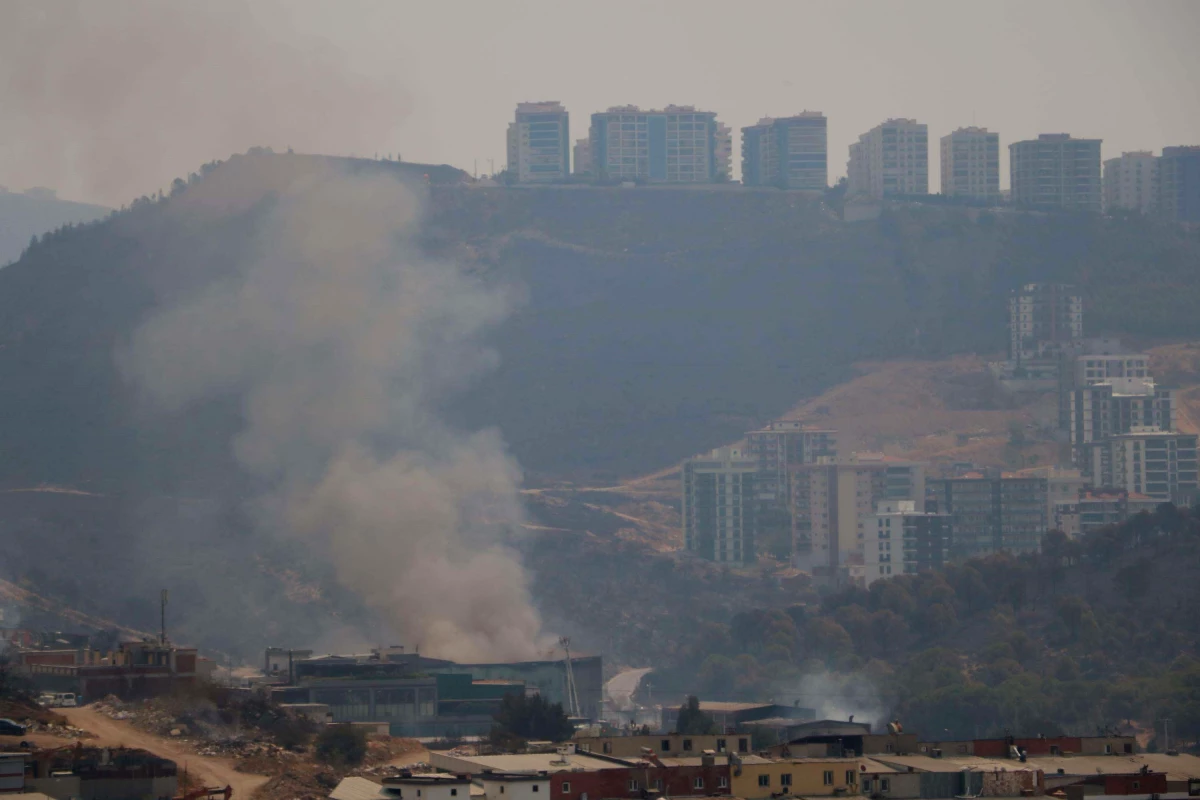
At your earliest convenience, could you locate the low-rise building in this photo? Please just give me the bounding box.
[574,734,740,758]
[731,757,864,800]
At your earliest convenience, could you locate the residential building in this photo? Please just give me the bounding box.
[931,474,1048,558]
[789,455,925,573]
[763,719,918,758]
[1081,429,1199,503]
[741,112,828,190]
[380,773,473,800]
[1103,151,1158,214]
[1054,489,1160,538]
[1009,283,1083,363]
[847,119,928,199]
[575,734,740,758]
[508,102,570,184]
[573,137,592,177]
[863,500,951,587]
[714,122,733,181]
[731,757,865,800]
[1054,338,1145,431]
[745,422,837,559]
[1014,466,1089,531]
[1067,378,1176,464]
[682,447,757,564]
[1009,134,1102,211]
[589,105,723,183]
[939,127,1000,203]
[1158,145,1200,223]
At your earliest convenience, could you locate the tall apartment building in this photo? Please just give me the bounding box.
[589,105,722,183]
[507,102,570,184]
[714,122,733,182]
[789,455,925,573]
[1009,283,1083,363]
[1103,151,1159,215]
[1009,134,1102,211]
[1067,378,1176,457]
[573,137,592,177]
[741,112,828,190]
[1082,430,1198,503]
[847,119,928,199]
[682,447,757,565]
[940,127,1000,203]
[745,422,837,559]
[1158,146,1200,223]
[931,474,1048,558]
[863,500,950,588]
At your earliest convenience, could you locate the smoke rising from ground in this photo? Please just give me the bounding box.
[121,166,549,662]
[0,0,408,206]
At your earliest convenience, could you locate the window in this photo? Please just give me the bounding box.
[847,770,857,785]
[683,739,693,751]
[532,787,539,794]
[653,780,663,792]
[1105,744,1113,754]
[781,774,793,787]
[562,784,570,794]
[882,779,891,792]
[739,738,749,753]
[823,772,834,786]
[719,777,728,789]
[886,743,894,753]
[759,775,771,787]
[451,791,458,798]
[1132,782,1140,791]
[661,740,671,752]
[717,738,727,752]
[694,778,704,790]
[603,743,612,754]
[627,780,640,792]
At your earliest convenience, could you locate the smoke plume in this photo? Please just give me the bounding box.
[121,166,550,662]
[0,0,408,206]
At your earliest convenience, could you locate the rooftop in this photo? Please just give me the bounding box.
[1029,754,1200,781]
[431,752,630,774]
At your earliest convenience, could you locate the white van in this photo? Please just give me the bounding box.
[52,693,77,708]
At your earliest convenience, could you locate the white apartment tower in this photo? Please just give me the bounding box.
[847,119,929,199]
[682,447,757,565]
[508,101,570,184]
[714,122,733,181]
[940,127,1000,203]
[1103,151,1159,215]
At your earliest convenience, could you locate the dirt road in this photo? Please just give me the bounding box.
[61,707,269,799]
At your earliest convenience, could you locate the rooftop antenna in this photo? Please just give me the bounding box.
[559,636,581,718]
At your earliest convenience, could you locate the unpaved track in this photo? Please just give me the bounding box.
[61,707,269,799]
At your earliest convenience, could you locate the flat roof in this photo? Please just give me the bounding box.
[1030,754,1200,780]
[872,755,1038,772]
[690,701,775,712]
[658,755,773,767]
[430,752,629,774]
[330,777,390,800]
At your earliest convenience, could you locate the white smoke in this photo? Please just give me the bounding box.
[788,670,892,730]
[121,165,551,662]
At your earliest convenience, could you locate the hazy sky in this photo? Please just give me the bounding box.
[2,0,1198,206]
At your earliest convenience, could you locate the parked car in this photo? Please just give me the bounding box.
[54,693,77,708]
[0,719,27,736]
[38,693,56,708]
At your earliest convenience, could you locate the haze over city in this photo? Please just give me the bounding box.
[2,0,1199,205]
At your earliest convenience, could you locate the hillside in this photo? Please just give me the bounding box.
[0,187,109,266]
[3,151,1200,658]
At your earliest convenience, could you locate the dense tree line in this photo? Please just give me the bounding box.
[642,505,1200,748]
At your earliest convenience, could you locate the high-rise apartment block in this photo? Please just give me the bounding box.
[589,106,723,183]
[1081,430,1198,503]
[789,455,925,573]
[744,421,836,560]
[1008,283,1083,363]
[682,447,757,565]
[931,475,1048,559]
[863,501,950,588]
[940,127,1000,203]
[714,122,733,182]
[1158,146,1200,223]
[741,112,828,190]
[847,119,929,199]
[507,102,570,184]
[573,137,592,177]
[1067,378,1176,454]
[1009,134,1102,211]
[1103,151,1159,215]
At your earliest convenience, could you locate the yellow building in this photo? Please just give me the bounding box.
[733,757,864,800]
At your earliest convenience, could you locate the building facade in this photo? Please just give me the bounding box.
[741,112,828,190]
[1158,145,1200,223]
[682,447,757,564]
[789,456,925,573]
[863,500,951,587]
[589,105,722,183]
[1082,430,1199,503]
[1009,283,1083,363]
[931,475,1048,558]
[940,127,1000,203]
[1103,151,1159,214]
[573,137,592,177]
[1009,134,1102,211]
[714,122,733,181]
[847,119,928,199]
[508,102,570,183]
[745,422,837,560]
[1067,378,1176,457]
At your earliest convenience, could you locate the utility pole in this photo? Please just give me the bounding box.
[160,589,168,645]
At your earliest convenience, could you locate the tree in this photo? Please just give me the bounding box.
[315,724,368,767]
[675,695,717,735]
[0,652,33,702]
[489,692,573,749]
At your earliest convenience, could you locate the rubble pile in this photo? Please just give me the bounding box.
[23,719,91,739]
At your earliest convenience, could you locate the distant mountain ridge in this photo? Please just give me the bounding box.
[0,186,110,266]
